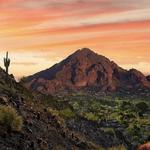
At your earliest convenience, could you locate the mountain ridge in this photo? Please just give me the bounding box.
[25,48,150,94]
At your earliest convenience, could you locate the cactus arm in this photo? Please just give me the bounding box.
[6,51,8,58]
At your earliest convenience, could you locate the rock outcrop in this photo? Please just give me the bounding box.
[25,48,150,94]
[146,75,150,81]
[138,142,150,150]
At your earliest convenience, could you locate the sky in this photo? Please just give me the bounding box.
[0,0,150,79]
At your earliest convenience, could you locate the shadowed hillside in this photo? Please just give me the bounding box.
[0,67,98,150]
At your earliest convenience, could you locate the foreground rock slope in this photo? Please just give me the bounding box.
[0,68,97,150]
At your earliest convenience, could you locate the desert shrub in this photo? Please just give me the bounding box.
[72,101,80,111]
[47,107,59,117]
[135,102,149,115]
[120,101,133,111]
[101,127,115,137]
[96,145,127,150]
[84,112,99,121]
[0,105,23,131]
[59,108,75,119]
[139,118,150,126]
[47,107,66,126]
[107,145,127,150]
[91,101,101,111]
[93,146,105,150]
[127,124,143,143]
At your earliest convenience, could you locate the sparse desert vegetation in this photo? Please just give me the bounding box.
[0,105,23,131]
[41,91,150,149]
[0,49,149,150]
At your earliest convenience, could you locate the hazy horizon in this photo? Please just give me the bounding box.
[0,0,150,78]
[0,48,150,80]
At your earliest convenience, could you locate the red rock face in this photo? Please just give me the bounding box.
[138,143,150,150]
[25,48,150,94]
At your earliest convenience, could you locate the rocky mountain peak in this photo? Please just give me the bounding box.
[72,48,96,56]
[25,48,150,94]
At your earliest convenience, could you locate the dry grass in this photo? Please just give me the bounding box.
[0,105,23,131]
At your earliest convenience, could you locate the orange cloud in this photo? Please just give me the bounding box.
[0,0,150,77]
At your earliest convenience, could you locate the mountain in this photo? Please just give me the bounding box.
[0,56,149,150]
[25,48,150,94]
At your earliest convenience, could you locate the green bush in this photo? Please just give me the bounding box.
[72,101,80,111]
[59,108,75,119]
[97,145,127,150]
[101,127,115,137]
[47,107,59,117]
[97,146,105,150]
[84,112,99,121]
[107,145,127,150]
[0,105,23,131]
[47,107,66,126]
[120,101,132,111]
[135,102,149,115]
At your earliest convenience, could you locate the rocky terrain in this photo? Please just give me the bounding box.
[0,49,149,150]
[0,67,135,150]
[25,48,150,95]
[0,67,98,150]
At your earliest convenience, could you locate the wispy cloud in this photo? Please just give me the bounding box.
[12,62,38,66]
[0,0,150,77]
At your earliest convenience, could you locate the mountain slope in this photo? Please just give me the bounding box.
[0,67,96,150]
[0,67,132,150]
[25,48,150,94]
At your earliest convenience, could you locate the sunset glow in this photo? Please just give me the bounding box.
[0,0,150,78]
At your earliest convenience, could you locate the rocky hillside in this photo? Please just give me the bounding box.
[0,67,98,150]
[25,48,150,94]
[0,67,132,150]
[0,59,149,150]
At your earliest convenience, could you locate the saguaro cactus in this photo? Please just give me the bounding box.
[4,51,10,74]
